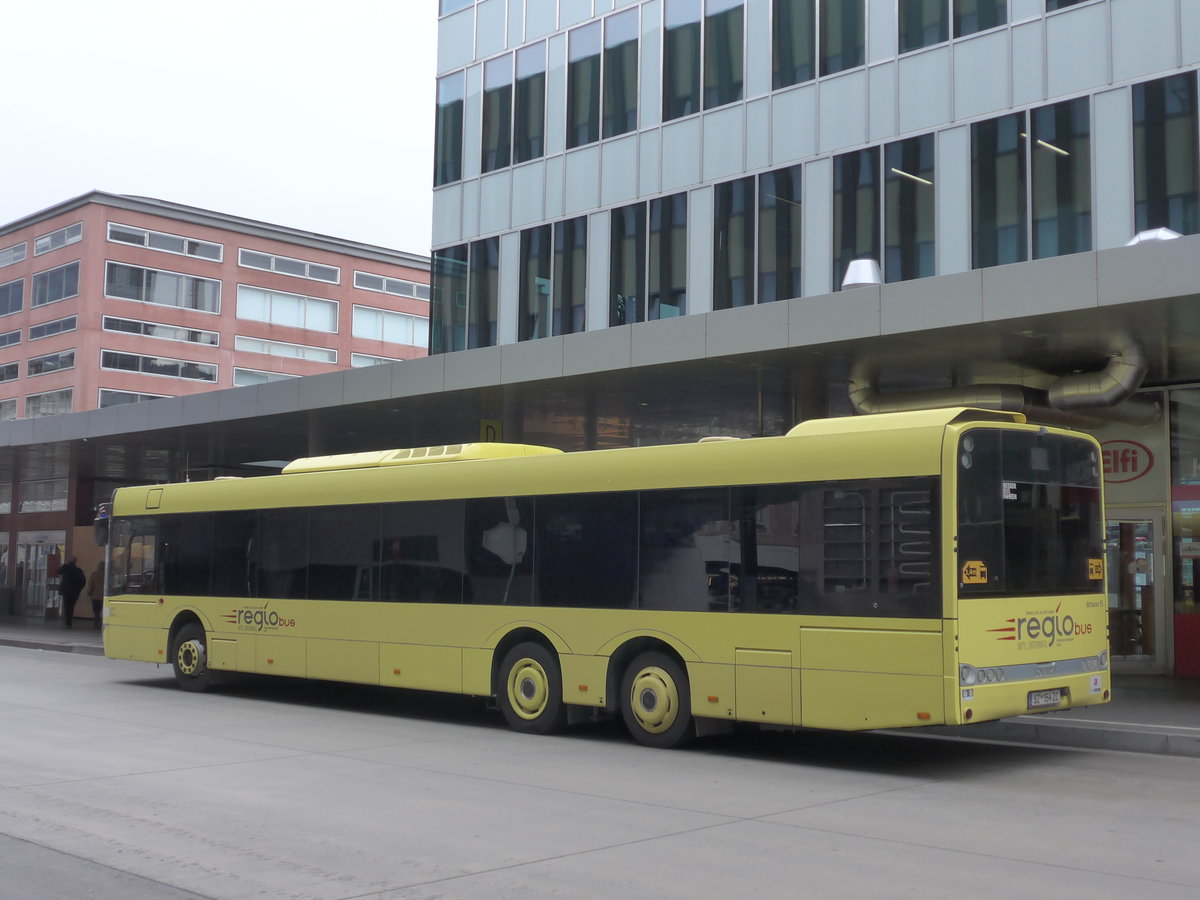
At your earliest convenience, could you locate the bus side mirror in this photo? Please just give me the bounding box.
[94,503,111,547]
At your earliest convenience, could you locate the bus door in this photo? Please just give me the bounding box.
[1106,507,1169,673]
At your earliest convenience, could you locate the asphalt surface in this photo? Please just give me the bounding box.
[4,613,1199,758]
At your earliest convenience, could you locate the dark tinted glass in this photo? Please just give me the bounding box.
[567,23,601,147]
[212,511,256,598]
[519,225,553,341]
[772,0,815,89]
[514,43,546,163]
[972,113,1027,268]
[536,492,638,608]
[758,165,803,303]
[610,202,647,325]
[898,0,948,53]
[553,217,587,335]
[603,9,639,138]
[730,485,803,612]
[430,245,468,354]
[641,487,730,611]
[468,237,500,349]
[885,134,935,282]
[663,0,701,120]
[704,0,744,109]
[820,0,864,76]
[1133,73,1199,236]
[380,501,466,603]
[648,193,687,319]
[159,514,213,595]
[466,497,535,605]
[958,429,1103,596]
[833,147,880,289]
[434,73,465,186]
[954,0,1005,37]
[481,56,513,172]
[713,176,755,310]
[255,509,309,600]
[307,505,381,600]
[1031,97,1092,257]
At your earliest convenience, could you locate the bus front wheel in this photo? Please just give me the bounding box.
[172,623,212,693]
[498,642,567,735]
[621,652,694,749]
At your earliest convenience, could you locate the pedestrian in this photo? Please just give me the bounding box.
[58,556,86,629]
[86,560,105,629]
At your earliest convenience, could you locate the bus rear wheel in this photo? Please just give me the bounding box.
[498,642,567,735]
[172,623,213,693]
[621,651,694,749]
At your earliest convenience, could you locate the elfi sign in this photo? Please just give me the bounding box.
[1101,440,1154,484]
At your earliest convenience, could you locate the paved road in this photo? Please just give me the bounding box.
[3,646,1199,900]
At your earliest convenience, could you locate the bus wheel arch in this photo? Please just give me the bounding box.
[169,614,213,693]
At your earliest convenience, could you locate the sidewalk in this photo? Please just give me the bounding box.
[3,615,1200,758]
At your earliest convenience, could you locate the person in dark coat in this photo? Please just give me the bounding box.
[86,560,105,629]
[58,557,86,629]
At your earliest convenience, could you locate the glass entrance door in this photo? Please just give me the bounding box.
[13,531,66,618]
[1106,509,1168,672]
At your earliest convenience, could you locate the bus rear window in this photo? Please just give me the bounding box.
[957,428,1102,596]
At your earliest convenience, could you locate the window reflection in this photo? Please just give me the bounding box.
[1133,73,1199,237]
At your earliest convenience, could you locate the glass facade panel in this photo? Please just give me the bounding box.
[430,245,468,354]
[32,262,80,307]
[899,0,948,53]
[481,55,513,173]
[773,0,816,89]
[0,279,22,316]
[648,193,688,320]
[553,216,587,335]
[833,147,881,289]
[468,237,499,349]
[758,165,803,303]
[610,202,647,326]
[603,9,639,138]
[519,225,553,341]
[514,43,546,164]
[704,0,744,109]
[434,72,465,186]
[713,176,755,310]
[1031,97,1092,258]
[663,0,702,120]
[885,134,936,282]
[972,113,1028,268]
[954,0,1005,37]
[567,22,602,148]
[820,0,864,76]
[1133,73,1200,237]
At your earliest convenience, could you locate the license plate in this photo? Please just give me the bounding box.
[1028,688,1062,709]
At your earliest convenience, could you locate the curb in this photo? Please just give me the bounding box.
[0,637,105,657]
[915,719,1200,758]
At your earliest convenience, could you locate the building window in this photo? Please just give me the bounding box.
[0,329,19,348]
[233,368,298,386]
[1133,73,1199,237]
[0,279,22,316]
[107,223,222,261]
[102,315,220,346]
[567,22,602,148]
[19,477,68,510]
[439,0,473,13]
[482,55,514,173]
[519,216,587,341]
[98,389,171,408]
[105,261,220,312]
[33,222,82,256]
[773,0,816,89]
[238,249,339,284]
[885,134,936,283]
[833,147,881,288]
[430,245,469,354]
[26,350,75,377]
[611,193,689,325]
[353,271,431,300]
[236,286,338,332]
[664,1,744,121]
[514,42,547,164]
[101,350,217,382]
[0,242,26,269]
[469,237,500,349]
[820,0,865,76]
[0,398,15,421]
[24,388,72,418]
[1045,0,1088,10]
[351,353,400,367]
[351,306,430,346]
[899,0,948,53]
[713,164,804,309]
[604,9,639,139]
[955,1,1006,37]
[234,335,337,363]
[434,71,465,186]
[972,99,1092,268]
[0,362,17,382]
[28,316,77,341]
[33,261,80,307]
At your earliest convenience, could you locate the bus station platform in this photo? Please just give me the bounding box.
[3,614,1199,759]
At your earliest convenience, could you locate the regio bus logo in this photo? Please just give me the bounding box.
[224,603,296,632]
[988,602,1091,650]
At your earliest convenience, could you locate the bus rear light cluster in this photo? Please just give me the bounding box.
[959,664,1006,686]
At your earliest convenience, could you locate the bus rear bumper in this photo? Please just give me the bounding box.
[955,669,1110,725]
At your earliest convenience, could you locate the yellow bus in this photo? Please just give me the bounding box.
[98,407,1111,748]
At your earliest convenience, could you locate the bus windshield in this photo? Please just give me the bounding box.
[957,427,1103,596]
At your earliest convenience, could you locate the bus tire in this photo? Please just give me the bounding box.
[172,623,212,693]
[620,651,694,749]
[497,642,567,735]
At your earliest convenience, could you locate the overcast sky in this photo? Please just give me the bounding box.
[2,1,438,255]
